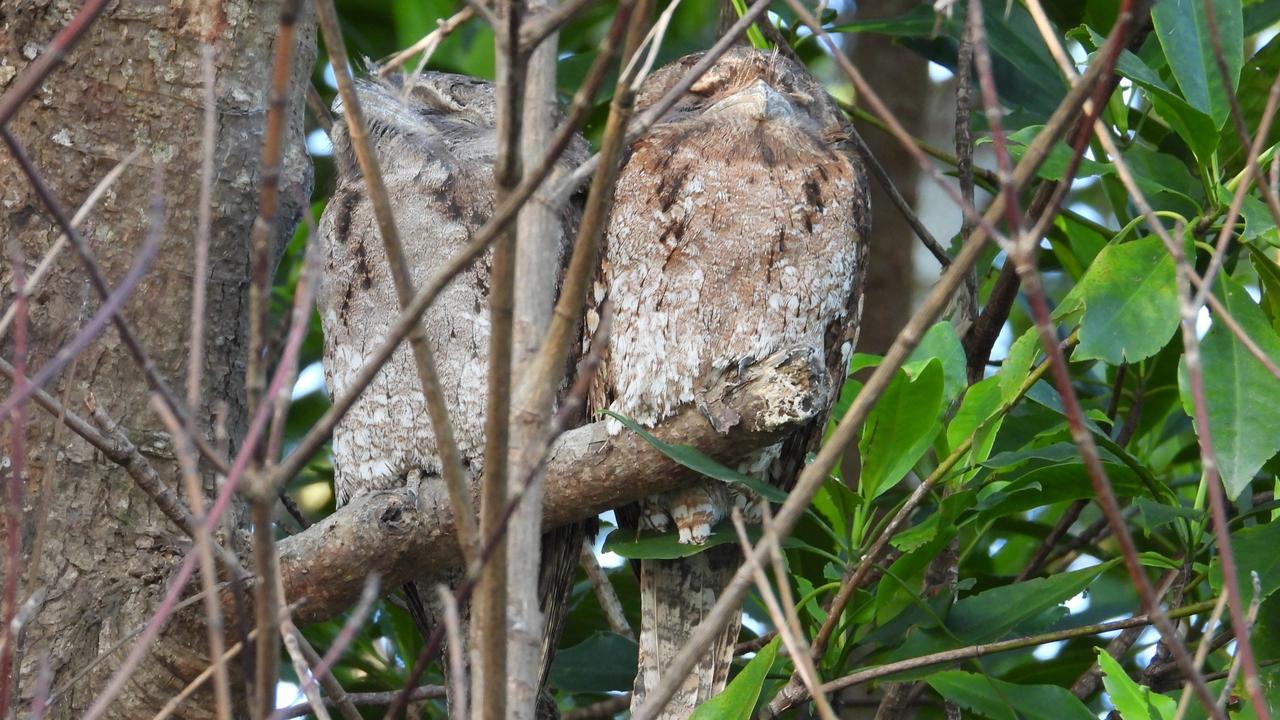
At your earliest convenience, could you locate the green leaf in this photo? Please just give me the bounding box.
[1151,0,1244,129]
[1241,194,1280,248]
[944,561,1118,644]
[947,377,1005,482]
[859,361,946,500]
[975,462,1149,524]
[1122,145,1206,212]
[1109,43,1220,160]
[605,412,787,502]
[1072,237,1180,365]
[995,126,1115,182]
[1249,245,1280,334]
[1245,0,1280,35]
[1134,496,1205,532]
[728,0,769,49]
[999,327,1040,403]
[827,5,940,37]
[812,475,859,546]
[947,377,1003,451]
[1223,36,1280,171]
[904,322,967,404]
[970,0,1067,118]
[549,632,638,693]
[1098,651,1177,720]
[603,524,811,561]
[603,527,739,559]
[983,443,1110,470]
[1178,275,1280,498]
[926,671,1097,720]
[1209,520,1280,605]
[689,637,779,720]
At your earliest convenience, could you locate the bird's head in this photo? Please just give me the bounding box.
[637,46,842,136]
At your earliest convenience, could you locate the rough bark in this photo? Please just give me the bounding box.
[0,2,314,717]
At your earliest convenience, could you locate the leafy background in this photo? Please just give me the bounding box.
[270,0,1280,717]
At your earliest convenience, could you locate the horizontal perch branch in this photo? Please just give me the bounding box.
[276,347,826,626]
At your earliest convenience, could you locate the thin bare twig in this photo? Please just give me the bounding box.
[564,695,632,720]
[463,0,500,28]
[281,622,333,720]
[28,651,51,720]
[293,628,363,720]
[277,687,448,719]
[246,0,304,419]
[1173,588,1230,720]
[251,217,319,720]
[306,84,335,135]
[816,598,1218,696]
[1172,224,1264,719]
[266,574,381,720]
[0,589,44,681]
[580,540,633,639]
[190,44,218,418]
[151,397,232,720]
[968,0,1024,242]
[471,1,527,714]
[381,8,476,75]
[520,0,597,49]
[1213,573,1263,711]
[437,585,469,720]
[1071,569,1181,699]
[151,626,259,720]
[729,511,836,720]
[848,127,950,267]
[1016,499,1088,582]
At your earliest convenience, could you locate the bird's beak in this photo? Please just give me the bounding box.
[706,79,793,120]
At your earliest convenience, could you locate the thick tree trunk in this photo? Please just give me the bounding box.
[0,2,314,717]
[849,0,929,354]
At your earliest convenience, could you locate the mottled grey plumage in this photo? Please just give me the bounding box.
[321,73,501,501]
[318,71,587,707]
[593,47,870,716]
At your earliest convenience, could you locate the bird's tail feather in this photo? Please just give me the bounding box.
[630,545,742,719]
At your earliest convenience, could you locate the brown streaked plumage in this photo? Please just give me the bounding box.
[593,47,870,715]
[318,71,588,711]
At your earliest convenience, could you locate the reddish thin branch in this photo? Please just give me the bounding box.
[246,0,304,419]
